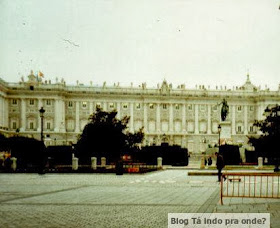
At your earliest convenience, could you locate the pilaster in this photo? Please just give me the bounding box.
[156,103,161,132]
[54,99,65,132]
[75,101,80,133]
[244,105,248,135]
[182,103,186,132]
[20,99,26,132]
[207,104,211,134]
[194,104,199,134]
[89,102,93,115]
[130,102,134,132]
[116,102,121,119]
[144,103,148,132]
[231,105,236,135]
[169,104,173,132]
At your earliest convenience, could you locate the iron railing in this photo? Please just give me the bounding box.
[220,173,280,205]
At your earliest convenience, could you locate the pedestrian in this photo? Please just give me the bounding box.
[208,157,212,166]
[215,152,226,182]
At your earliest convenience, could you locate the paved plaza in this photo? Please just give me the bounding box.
[1,170,280,227]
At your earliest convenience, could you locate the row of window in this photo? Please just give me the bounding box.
[12,99,52,106]
[11,122,52,130]
[11,121,256,134]
[70,102,254,112]
[12,99,255,112]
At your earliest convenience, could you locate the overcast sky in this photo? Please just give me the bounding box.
[0,0,279,89]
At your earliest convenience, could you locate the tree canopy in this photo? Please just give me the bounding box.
[75,108,144,164]
[0,134,45,170]
[249,105,280,161]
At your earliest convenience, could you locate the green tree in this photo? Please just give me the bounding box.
[75,108,144,164]
[249,105,280,170]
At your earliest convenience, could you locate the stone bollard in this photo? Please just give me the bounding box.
[72,157,78,170]
[157,157,163,169]
[101,157,106,168]
[258,157,263,169]
[91,157,97,170]
[11,157,17,171]
[200,154,205,169]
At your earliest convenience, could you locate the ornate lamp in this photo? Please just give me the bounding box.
[218,124,221,153]
[39,107,45,142]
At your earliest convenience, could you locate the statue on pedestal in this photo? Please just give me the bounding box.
[221,99,229,121]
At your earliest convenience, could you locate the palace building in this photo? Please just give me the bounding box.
[0,71,279,155]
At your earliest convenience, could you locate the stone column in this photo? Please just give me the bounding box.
[207,104,211,134]
[157,135,161,146]
[258,103,266,120]
[130,102,134,132]
[182,103,186,132]
[103,102,107,111]
[194,104,199,134]
[89,101,93,115]
[244,105,248,135]
[169,104,173,132]
[0,96,3,128]
[258,104,264,120]
[257,103,264,133]
[54,99,62,132]
[61,100,65,132]
[54,100,65,132]
[169,135,174,146]
[116,102,121,119]
[231,105,236,135]
[20,99,26,132]
[5,99,8,129]
[75,101,80,133]
[156,104,161,132]
[182,135,186,148]
[143,103,148,132]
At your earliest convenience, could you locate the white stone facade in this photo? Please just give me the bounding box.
[0,73,279,154]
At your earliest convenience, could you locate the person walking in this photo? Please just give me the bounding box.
[208,156,212,166]
[215,152,226,182]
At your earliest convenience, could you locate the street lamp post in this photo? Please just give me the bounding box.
[39,107,45,142]
[39,107,45,174]
[218,124,221,153]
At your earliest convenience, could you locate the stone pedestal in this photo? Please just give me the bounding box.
[258,157,263,169]
[101,157,106,168]
[220,121,232,144]
[200,154,205,169]
[72,157,78,170]
[91,157,97,170]
[11,157,17,171]
[157,157,162,169]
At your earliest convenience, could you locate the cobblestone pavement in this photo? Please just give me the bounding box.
[1,170,280,227]
[0,170,219,228]
[215,198,280,228]
[215,173,280,228]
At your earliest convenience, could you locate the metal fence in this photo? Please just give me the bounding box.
[220,173,280,205]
